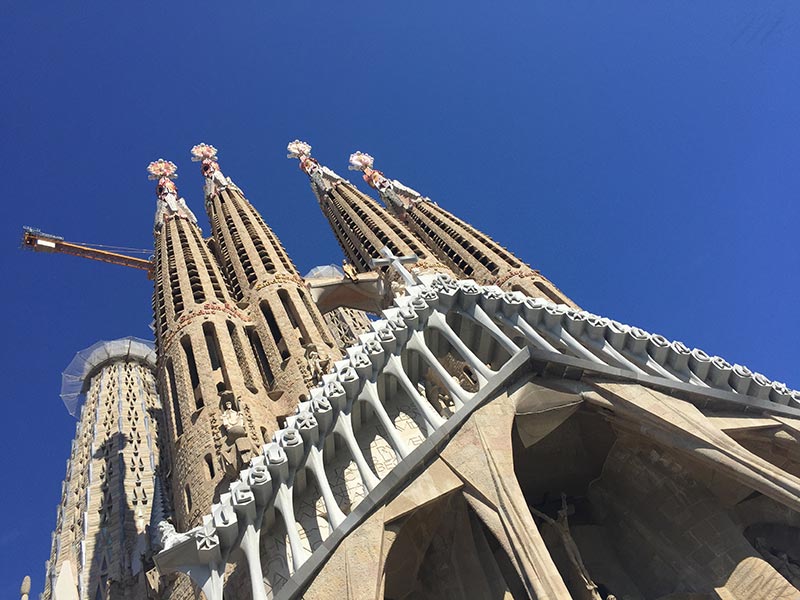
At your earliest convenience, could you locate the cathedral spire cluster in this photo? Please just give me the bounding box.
[39,139,800,600]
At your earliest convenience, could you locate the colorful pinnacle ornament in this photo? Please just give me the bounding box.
[287,140,312,160]
[190,143,218,162]
[348,151,374,172]
[147,159,178,180]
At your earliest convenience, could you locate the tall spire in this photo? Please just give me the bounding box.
[198,143,341,425]
[149,154,268,532]
[148,159,198,231]
[349,151,576,306]
[288,140,452,279]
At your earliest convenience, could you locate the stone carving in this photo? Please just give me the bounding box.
[221,400,246,439]
[530,494,602,600]
[156,520,189,551]
[342,259,359,281]
[219,391,256,475]
[304,344,330,384]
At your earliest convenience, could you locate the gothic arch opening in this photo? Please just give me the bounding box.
[383,492,526,599]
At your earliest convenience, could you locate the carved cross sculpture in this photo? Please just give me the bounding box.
[371,246,419,287]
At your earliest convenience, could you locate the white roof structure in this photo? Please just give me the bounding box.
[60,337,157,416]
[304,264,345,280]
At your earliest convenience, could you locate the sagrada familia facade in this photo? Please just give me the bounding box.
[35,142,800,600]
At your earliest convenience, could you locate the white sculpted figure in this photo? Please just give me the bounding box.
[221,400,246,439]
[157,520,189,550]
[305,344,329,382]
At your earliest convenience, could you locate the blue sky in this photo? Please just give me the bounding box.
[2,1,798,595]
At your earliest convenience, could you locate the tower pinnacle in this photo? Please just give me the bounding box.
[191,143,229,194]
[148,159,198,230]
[348,151,421,213]
[287,139,345,193]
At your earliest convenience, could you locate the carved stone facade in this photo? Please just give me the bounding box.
[322,307,373,350]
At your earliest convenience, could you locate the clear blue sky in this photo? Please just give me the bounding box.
[2,1,798,595]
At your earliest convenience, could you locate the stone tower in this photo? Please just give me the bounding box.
[43,338,163,600]
[193,144,341,419]
[347,151,575,307]
[287,141,452,280]
[149,158,267,530]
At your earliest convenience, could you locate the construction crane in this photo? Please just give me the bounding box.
[21,226,154,279]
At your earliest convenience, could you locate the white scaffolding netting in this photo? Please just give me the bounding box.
[60,337,157,417]
[304,264,345,280]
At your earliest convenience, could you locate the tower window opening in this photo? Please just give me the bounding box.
[204,454,215,479]
[261,301,289,360]
[177,223,206,304]
[246,326,274,389]
[166,360,183,436]
[278,289,309,346]
[227,321,258,392]
[184,484,192,511]
[203,323,222,371]
[532,282,564,304]
[180,336,202,408]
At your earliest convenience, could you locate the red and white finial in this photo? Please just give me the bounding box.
[191,143,218,162]
[348,151,374,172]
[147,159,178,181]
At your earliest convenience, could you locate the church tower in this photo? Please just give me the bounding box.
[43,338,163,600]
[347,151,576,307]
[287,141,453,280]
[149,159,268,530]
[193,144,341,421]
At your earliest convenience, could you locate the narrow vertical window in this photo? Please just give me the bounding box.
[204,454,215,479]
[166,360,183,436]
[181,336,202,408]
[203,322,222,371]
[261,301,288,360]
[533,281,564,304]
[185,484,193,511]
[246,326,274,389]
[227,321,257,392]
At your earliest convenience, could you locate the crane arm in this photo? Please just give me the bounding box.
[22,228,154,278]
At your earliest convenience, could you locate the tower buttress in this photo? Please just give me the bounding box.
[193,144,340,429]
[287,141,453,281]
[348,152,577,307]
[149,159,266,530]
